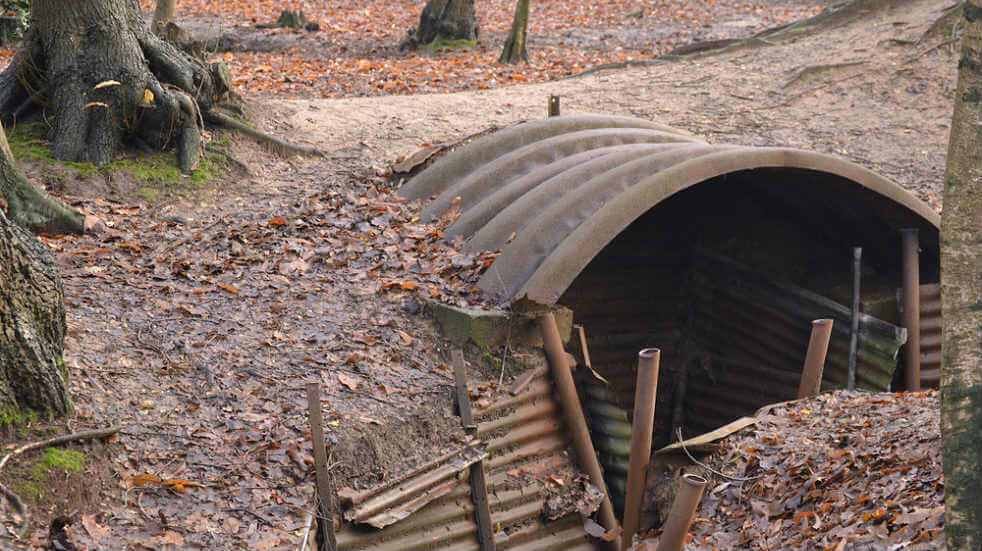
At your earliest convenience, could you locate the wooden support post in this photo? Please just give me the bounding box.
[798,319,834,398]
[452,349,495,551]
[901,228,921,391]
[548,95,560,117]
[306,383,337,551]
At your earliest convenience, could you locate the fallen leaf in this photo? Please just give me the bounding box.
[338,372,359,391]
[81,514,110,540]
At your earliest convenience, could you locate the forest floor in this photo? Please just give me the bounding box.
[0,0,959,549]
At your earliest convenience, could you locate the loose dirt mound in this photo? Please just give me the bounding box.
[641,390,942,550]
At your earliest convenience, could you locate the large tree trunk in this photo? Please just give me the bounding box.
[499,0,531,63]
[413,0,478,46]
[0,206,70,422]
[940,1,982,548]
[151,0,177,35]
[0,0,229,170]
[0,121,83,233]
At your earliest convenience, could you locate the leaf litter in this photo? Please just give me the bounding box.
[638,390,943,550]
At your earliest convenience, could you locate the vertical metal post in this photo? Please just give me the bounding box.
[548,95,560,117]
[797,319,834,398]
[622,348,660,550]
[306,383,338,551]
[901,228,921,391]
[848,247,862,390]
[538,313,620,549]
[452,350,495,551]
[655,474,707,551]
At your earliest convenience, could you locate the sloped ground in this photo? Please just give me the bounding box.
[0,0,957,548]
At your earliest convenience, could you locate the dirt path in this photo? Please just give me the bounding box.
[5,1,956,549]
[285,0,953,209]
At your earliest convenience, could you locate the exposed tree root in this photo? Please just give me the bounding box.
[564,0,907,81]
[204,110,322,157]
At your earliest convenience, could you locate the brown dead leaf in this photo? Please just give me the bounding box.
[338,372,359,391]
[153,530,185,546]
[217,284,239,294]
[267,216,288,228]
[128,473,162,487]
[81,514,110,540]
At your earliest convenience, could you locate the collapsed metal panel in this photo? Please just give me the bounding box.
[336,371,595,551]
[918,283,941,387]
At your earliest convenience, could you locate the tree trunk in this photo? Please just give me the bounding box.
[940,1,982,548]
[151,0,176,35]
[413,0,478,46]
[499,0,531,64]
[0,121,83,233]
[0,0,228,168]
[0,206,70,422]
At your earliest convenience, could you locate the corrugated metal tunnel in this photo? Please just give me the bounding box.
[398,114,941,540]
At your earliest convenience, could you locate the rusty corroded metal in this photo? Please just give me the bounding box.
[798,319,834,398]
[539,312,620,548]
[901,228,921,391]
[655,473,707,551]
[306,383,338,551]
[918,283,941,387]
[622,348,660,550]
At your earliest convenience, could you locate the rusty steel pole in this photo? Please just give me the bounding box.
[538,313,620,549]
[655,473,707,551]
[797,319,834,399]
[901,228,921,391]
[621,348,660,550]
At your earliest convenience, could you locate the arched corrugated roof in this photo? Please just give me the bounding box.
[399,115,940,305]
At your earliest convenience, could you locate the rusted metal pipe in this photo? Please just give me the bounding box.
[848,247,862,390]
[621,348,660,550]
[797,319,834,398]
[306,383,338,551]
[901,228,921,391]
[538,313,620,548]
[548,95,560,117]
[655,473,707,551]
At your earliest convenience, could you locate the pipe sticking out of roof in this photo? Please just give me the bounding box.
[622,348,660,550]
[798,319,834,398]
[538,312,620,549]
[655,473,707,551]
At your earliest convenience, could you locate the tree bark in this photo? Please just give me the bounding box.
[941,1,982,548]
[499,0,531,64]
[0,0,227,168]
[413,0,478,46]
[0,207,70,422]
[151,0,176,35]
[0,122,83,233]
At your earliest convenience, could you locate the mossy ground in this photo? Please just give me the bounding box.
[7,121,233,205]
[418,37,478,52]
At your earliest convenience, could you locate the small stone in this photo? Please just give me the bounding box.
[138,400,156,410]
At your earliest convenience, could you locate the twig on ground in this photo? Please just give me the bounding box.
[675,427,763,483]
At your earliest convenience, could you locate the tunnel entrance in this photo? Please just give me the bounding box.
[558,168,939,511]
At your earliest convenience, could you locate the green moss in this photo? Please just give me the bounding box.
[39,447,85,472]
[6,121,230,204]
[419,37,478,52]
[0,404,38,426]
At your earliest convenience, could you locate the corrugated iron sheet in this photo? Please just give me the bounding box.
[339,440,487,529]
[918,283,941,387]
[682,251,907,435]
[335,369,596,551]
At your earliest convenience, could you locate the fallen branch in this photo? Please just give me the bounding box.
[0,425,120,538]
[204,110,322,157]
[675,428,763,483]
